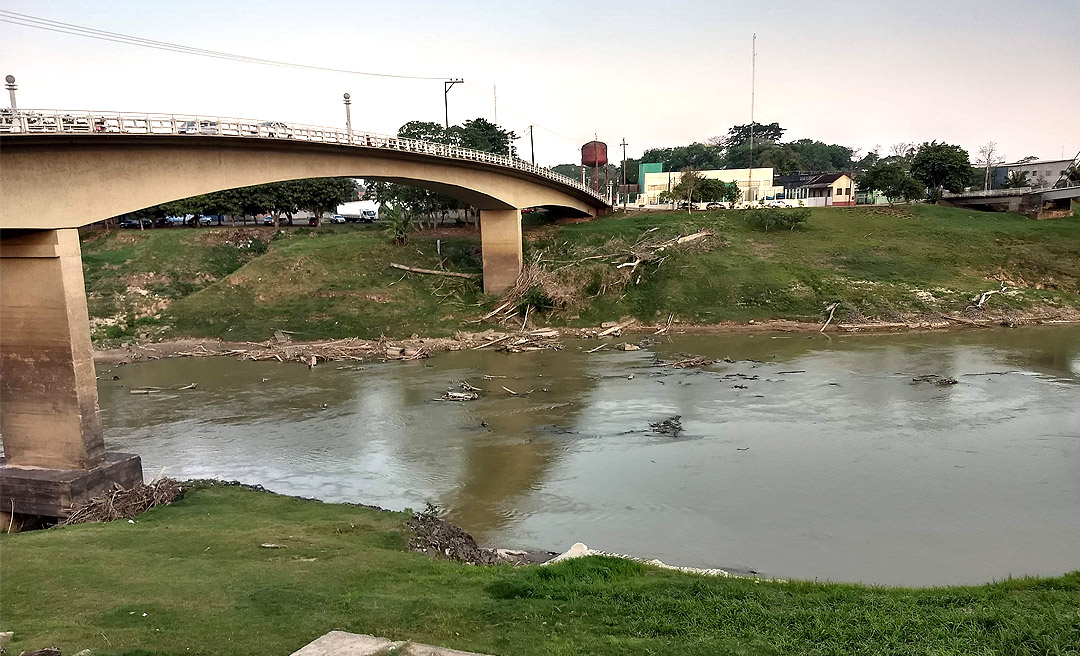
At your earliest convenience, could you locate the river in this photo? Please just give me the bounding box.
[96,326,1080,586]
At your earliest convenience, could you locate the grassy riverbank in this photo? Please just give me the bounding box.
[3,485,1078,655]
[81,204,1080,343]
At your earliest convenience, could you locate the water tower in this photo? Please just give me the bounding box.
[581,140,608,193]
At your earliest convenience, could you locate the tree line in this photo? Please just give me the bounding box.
[114,178,359,228]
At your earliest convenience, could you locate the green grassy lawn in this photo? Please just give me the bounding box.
[80,205,1080,343]
[3,485,1077,655]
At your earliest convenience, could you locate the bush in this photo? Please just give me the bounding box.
[746,207,810,231]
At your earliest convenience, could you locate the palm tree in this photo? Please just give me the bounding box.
[1004,171,1030,189]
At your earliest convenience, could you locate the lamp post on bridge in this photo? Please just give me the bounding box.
[5,75,16,110]
[343,93,352,142]
[444,78,463,130]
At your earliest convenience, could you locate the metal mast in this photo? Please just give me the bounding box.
[748,33,756,204]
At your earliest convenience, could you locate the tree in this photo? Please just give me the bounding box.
[1016,155,1039,164]
[976,141,1004,191]
[859,162,925,205]
[640,142,724,171]
[699,178,741,205]
[671,167,705,211]
[910,141,971,197]
[450,118,517,157]
[711,122,785,150]
[287,178,358,225]
[397,120,450,144]
[1004,171,1030,188]
[889,142,916,159]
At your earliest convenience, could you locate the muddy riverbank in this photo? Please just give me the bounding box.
[93,311,1080,365]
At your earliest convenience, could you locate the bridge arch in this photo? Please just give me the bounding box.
[0,118,608,517]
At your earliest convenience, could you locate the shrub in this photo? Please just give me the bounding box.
[746,207,810,232]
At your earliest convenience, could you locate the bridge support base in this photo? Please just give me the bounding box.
[479,209,523,294]
[0,229,142,520]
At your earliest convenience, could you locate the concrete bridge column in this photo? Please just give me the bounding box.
[0,229,142,520]
[479,209,523,294]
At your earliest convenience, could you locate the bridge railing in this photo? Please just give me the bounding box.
[942,187,1034,198]
[0,108,608,205]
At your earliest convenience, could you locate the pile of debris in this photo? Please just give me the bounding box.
[649,415,684,436]
[471,328,562,353]
[406,509,500,565]
[62,478,184,526]
[661,355,716,369]
[911,374,959,386]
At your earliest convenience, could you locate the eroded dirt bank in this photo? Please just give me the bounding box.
[93,311,1080,365]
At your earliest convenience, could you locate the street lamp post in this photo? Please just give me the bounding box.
[5,75,16,109]
[343,93,352,142]
[443,78,463,130]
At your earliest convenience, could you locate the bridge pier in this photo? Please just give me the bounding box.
[479,209,523,294]
[0,229,142,521]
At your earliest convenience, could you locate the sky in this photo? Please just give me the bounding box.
[2,0,1078,167]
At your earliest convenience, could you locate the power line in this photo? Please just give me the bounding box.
[459,80,587,145]
[0,10,450,80]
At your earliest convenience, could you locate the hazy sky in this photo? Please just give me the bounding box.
[2,0,1077,166]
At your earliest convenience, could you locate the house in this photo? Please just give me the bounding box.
[992,159,1075,189]
[776,172,856,207]
[638,166,782,205]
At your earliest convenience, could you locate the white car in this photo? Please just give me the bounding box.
[327,214,347,224]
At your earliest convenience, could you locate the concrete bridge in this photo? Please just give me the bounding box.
[0,109,610,521]
[940,185,1080,219]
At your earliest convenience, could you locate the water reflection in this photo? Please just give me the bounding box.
[97,325,1080,586]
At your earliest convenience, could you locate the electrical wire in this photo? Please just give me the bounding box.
[2,10,595,155]
[459,80,588,146]
[0,10,451,81]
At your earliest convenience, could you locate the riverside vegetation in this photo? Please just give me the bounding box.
[80,203,1080,344]
[2,484,1078,655]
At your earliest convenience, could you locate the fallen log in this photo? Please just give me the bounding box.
[390,263,479,279]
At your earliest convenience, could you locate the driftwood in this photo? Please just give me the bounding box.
[662,356,716,368]
[62,478,184,525]
[438,391,478,402]
[390,263,479,279]
[971,282,1008,309]
[598,320,635,337]
[820,303,839,332]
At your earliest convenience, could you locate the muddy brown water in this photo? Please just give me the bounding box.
[93,326,1080,586]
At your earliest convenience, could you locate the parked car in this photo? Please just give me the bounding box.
[262,215,275,226]
[360,210,377,223]
[705,202,727,210]
[118,218,152,229]
[327,214,347,224]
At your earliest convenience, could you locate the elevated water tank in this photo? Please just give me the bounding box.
[581,141,608,167]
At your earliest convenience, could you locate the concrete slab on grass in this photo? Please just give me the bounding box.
[291,631,493,656]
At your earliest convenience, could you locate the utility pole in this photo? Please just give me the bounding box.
[620,137,628,210]
[493,84,497,124]
[443,78,463,129]
[748,33,756,204]
[5,75,16,109]
[529,125,535,165]
[343,93,352,142]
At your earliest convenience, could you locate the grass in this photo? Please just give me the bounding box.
[2,485,1078,655]
[79,205,1080,343]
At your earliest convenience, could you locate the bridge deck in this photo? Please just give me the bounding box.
[0,108,609,207]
